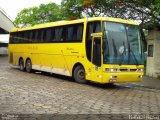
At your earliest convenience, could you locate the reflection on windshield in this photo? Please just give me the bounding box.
[103,22,144,65]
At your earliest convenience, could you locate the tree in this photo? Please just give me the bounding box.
[61,0,160,49]
[14,2,61,27]
[61,0,100,19]
[14,7,39,27]
[61,0,160,26]
[38,3,61,23]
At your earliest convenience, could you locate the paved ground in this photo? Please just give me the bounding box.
[0,56,160,120]
[117,76,160,90]
[137,76,160,89]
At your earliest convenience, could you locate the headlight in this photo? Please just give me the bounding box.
[106,68,118,72]
[137,69,143,72]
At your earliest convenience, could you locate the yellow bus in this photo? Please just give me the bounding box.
[8,17,144,84]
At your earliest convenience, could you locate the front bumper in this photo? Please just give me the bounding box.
[102,72,143,83]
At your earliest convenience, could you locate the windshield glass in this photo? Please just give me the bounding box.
[103,22,144,65]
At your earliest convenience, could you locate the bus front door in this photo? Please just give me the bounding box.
[91,36,103,82]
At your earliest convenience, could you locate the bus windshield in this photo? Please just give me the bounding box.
[103,22,144,65]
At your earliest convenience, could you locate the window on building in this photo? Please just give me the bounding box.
[148,45,153,57]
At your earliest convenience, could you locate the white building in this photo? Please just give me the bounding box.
[146,28,160,78]
[0,7,14,55]
[0,34,9,55]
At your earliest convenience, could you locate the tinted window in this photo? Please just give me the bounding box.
[67,26,74,41]
[77,24,83,41]
[35,30,39,42]
[54,27,63,41]
[93,38,101,66]
[66,24,83,41]
[36,30,42,42]
[9,23,84,44]
[86,21,101,61]
[61,27,67,41]
[50,28,55,41]
[24,31,29,43]
[46,29,52,42]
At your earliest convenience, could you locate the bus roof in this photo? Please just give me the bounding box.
[11,17,139,32]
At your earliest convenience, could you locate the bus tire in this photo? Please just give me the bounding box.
[19,58,25,71]
[73,65,87,84]
[25,59,32,73]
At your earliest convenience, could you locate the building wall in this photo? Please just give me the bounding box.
[146,30,160,78]
[0,8,14,32]
[0,47,8,55]
[0,34,9,55]
[146,39,155,76]
[0,8,14,55]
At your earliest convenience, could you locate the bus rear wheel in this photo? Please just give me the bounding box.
[73,65,87,84]
[25,59,32,73]
[19,58,25,71]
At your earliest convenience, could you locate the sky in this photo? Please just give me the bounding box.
[0,0,62,21]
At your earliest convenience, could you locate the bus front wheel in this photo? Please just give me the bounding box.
[73,65,87,84]
[25,59,32,73]
[19,58,25,71]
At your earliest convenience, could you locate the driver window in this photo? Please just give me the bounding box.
[93,38,101,67]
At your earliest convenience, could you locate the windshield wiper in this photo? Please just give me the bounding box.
[119,41,126,65]
[112,38,118,57]
[128,43,139,65]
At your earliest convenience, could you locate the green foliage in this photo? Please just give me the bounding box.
[60,0,84,20]
[14,0,160,28]
[14,7,39,27]
[14,3,61,27]
[61,0,160,27]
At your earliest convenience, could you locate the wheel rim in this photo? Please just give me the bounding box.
[26,60,31,71]
[20,60,24,70]
[77,69,85,79]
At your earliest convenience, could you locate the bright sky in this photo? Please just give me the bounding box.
[0,0,62,21]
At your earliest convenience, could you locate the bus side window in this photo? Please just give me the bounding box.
[54,27,62,41]
[25,31,29,43]
[35,30,38,42]
[15,33,18,43]
[42,30,47,42]
[46,29,52,42]
[20,32,25,43]
[37,30,42,42]
[66,23,83,42]
[29,31,33,43]
[40,30,44,42]
[18,32,21,43]
[67,26,73,41]
[77,24,83,41]
[24,31,28,43]
[50,28,55,42]
[20,32,24,43]
[16,33,20,43]
[32,31,36,43]
[9,33,13,44]
[61,26,66,41]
